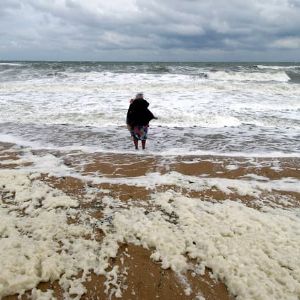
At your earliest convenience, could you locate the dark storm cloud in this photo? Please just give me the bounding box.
[0,0,299,60]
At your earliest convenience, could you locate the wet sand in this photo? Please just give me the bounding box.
[1,142,299,300]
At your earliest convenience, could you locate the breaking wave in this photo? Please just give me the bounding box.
[207,70,290,82]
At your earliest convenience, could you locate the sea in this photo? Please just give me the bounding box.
[0,61,299,156]
[1,61,300,300]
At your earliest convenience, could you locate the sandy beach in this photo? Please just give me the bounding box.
[1,141,299,300]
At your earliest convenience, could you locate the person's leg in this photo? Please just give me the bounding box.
[141,126,148,150]
[131,126,139,149]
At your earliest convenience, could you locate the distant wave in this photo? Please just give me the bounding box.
[0,63,23,66]
[207,71,290,82]
[257,65,299,70]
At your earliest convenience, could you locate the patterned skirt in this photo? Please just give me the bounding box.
[130,125,149,140]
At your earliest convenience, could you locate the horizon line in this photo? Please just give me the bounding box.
[1,59,299,63]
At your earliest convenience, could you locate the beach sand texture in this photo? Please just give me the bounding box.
[1,142,299,300]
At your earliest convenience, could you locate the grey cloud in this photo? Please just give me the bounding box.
[0,0,299,61]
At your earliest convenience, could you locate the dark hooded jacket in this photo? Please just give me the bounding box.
[126,99,155,127]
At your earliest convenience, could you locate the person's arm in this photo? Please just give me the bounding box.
[126,103,134,126]
[144,108,158,123]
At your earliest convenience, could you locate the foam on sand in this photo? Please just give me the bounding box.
[109,191,300,300]
[1,167,300,299]
[0,170,118,299]
[82,171,300,196]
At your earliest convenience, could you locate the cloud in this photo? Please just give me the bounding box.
[0,0,299,60]
[272,37,300,49]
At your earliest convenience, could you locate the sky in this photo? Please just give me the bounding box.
[0,0,300,61]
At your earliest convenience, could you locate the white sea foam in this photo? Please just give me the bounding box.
[15,149,300,197]
[0,63,23,66]
[0,62,299,156]
[31,289,56,300]
[1,161,299,299]
[207,70,290,82]
[3,150,297,195]
[155,114,242,128]
[1,79,299,130]
[225,164,239,170]
[0,170,123,299]
[80,171,300,196]
[257,65,299,70]
[107,191,300,300]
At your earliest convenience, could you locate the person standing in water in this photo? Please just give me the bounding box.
[126,93,157,150]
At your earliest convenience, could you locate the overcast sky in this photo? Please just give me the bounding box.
[1,0,300,61]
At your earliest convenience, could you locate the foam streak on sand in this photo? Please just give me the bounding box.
[81,171,300,195]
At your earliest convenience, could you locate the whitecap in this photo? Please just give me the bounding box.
[207,70,290,82]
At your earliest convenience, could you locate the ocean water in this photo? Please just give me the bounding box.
[1,62,300,300]
[0,61,299,156]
